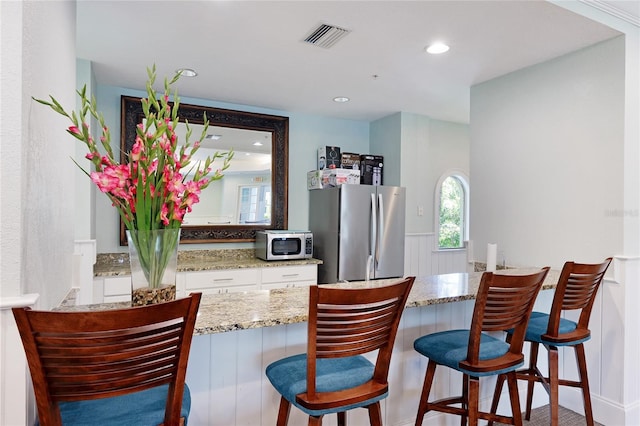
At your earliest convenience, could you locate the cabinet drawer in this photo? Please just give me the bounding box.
[261,265,317,284]
[198,284,259,294]
[103,294,131,303]
[185,269,259,290]
[103,276,131,296]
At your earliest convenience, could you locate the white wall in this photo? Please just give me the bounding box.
[470,37,624,269]
[74,58,97,241]
[2,0,76,309]
[1,2,77,424]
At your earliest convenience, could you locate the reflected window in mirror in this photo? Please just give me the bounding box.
[238,184,271,224]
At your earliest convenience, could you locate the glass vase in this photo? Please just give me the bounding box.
[126,228,181,306]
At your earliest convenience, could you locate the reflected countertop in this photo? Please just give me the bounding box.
[61,268,558,336]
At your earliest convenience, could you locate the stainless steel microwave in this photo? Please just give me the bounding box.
[255,230,313,261]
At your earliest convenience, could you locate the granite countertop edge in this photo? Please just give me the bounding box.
[62,268,560,336]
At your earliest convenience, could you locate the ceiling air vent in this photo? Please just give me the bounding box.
[303,23,351,49]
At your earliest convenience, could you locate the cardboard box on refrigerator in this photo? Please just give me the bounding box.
[340,152,360,170]
[307,169,333,190]
[317,146,341,170]
[360,154,384,185]
[329,169,360,187]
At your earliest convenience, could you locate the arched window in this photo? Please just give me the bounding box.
[435,171,469,249]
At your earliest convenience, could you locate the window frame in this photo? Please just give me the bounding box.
[434,170,470,250]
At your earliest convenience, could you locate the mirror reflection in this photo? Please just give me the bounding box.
[177,124,273,226]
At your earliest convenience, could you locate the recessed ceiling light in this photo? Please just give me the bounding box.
[425,43,450,54]
[176,68,198,77]
[333,96,350,103]
[205,134,222,140]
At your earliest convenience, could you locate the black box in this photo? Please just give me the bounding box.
[360,154,383,185]
[318,146,341,170]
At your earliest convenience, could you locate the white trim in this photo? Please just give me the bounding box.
[579,0,640,27]
[0,294,39,310]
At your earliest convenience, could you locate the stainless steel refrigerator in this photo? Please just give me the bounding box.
[309,184,406,284]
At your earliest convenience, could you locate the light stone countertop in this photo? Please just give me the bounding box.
[59,268,559,336]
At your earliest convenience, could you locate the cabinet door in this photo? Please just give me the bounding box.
[185,269,259,292]
[103,276,132,303]
[260,265,317,290]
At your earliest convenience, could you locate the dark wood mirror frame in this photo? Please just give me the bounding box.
[119,95,289,245]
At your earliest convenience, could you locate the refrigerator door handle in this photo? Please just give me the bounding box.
[376,193,384,266]
[370,193,377,259]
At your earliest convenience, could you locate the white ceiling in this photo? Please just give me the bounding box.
[76,0,632,124]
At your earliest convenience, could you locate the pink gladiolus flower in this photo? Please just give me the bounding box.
[159,134,171,151]
[37,66,232,234]
[172,208,184,222]
[160,203,170,226]
[130,140,143,161]
[90,171,118,193]
[182,192,200,212]
[184,180,201,193]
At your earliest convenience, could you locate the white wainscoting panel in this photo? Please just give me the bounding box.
[404,233,468,277]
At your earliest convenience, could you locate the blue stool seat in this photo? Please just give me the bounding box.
[414,329,520,377]
[53,384,191,426]
[522,311,588,345]
[266,353,386,417]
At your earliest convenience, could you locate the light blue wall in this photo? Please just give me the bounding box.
[93,84,371,252]
[370,113,402,186]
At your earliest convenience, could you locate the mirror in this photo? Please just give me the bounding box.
[120,96,289,244]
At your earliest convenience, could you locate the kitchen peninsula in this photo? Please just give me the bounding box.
[62,268,559,426]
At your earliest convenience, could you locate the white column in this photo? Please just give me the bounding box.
[1,294,39,426]
[73,240,97,305]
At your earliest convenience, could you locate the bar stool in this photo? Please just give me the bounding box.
[12,293,202,426]
[489,258,611,426]
[414,268,549,426]
[265,277,414,426]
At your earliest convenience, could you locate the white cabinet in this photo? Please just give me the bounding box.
[260,265,317,290]
[184,269,260,295]
[101,276,133,303]
[94,263,318,302]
